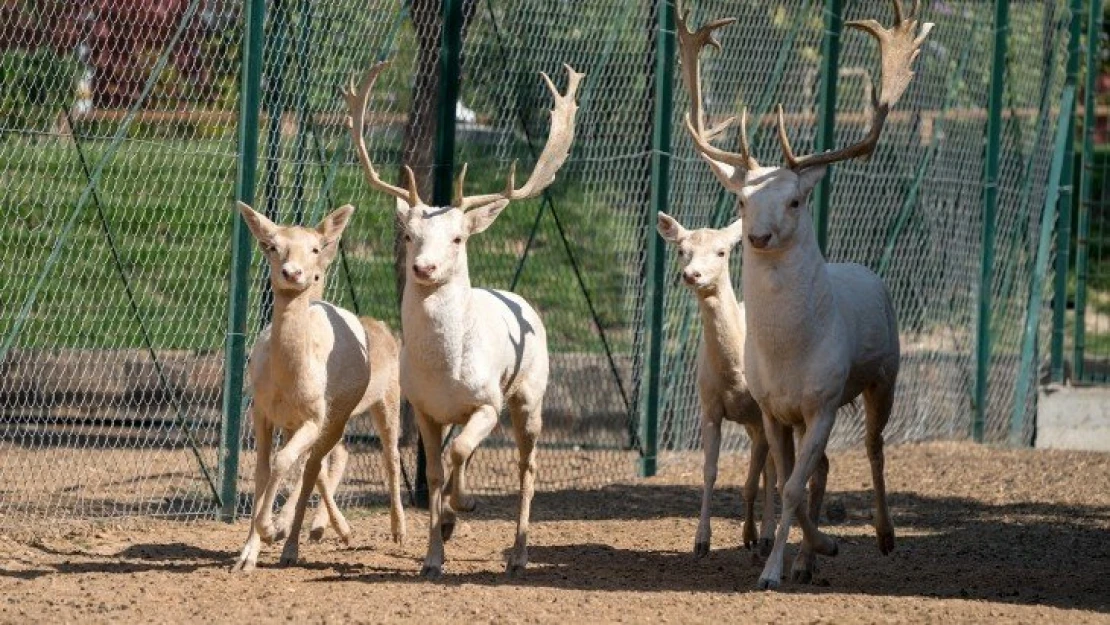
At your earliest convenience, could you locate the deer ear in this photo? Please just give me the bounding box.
[467,199,510,235]
[236,201,279,244]
[656,211,688,243]
[723,217,745,247]
[394,197,411,221]
[796,165,827,198]
[316,204,355,245]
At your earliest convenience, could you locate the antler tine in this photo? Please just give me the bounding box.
[342,60,423,207]
[457,66,584,211]
[774,104,799,169]
[453,162,468,206]
[783,1,933,171]
[675,4,757,172]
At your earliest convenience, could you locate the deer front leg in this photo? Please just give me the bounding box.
[416,413,447,579]
[757,408,835,590]
[309,444,348,542]
[272,428,305,543]
[278,447,325,566]
[255,421,320,545]
[791,451,832,583]
[233,408,270,572]
[371,394,407,545]
[759,445,778,557]
[311,450,353,546]
[694,411,723,558]
[441,406,498,541]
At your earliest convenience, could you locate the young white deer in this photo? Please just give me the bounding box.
[655,212,778,558]
[679,0,930,589]
[342,60,582,577]
[231,202,405,572]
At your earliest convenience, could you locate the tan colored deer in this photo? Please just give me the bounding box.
[655,212,779,558]
[341,60,582,578]
[678,0,931,589]
[246,252,406,549]
[231,203,405,572]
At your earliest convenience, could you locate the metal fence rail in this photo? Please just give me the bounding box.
[0,0,1082,523]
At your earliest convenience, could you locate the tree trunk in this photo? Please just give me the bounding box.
[395,0,478,446]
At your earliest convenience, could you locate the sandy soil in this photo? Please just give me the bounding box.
[1,442,1108,624]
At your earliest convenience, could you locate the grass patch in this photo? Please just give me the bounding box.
[0,135,640,353]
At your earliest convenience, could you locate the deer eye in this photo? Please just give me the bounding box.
[789,199,800,209]
[453,236,462,245]
[311,247,319,254]
[403,233,412,242]
[717,250,726,258]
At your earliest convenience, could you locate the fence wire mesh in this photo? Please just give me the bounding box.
[1071,1,1110,382]
[0,0,1075,523]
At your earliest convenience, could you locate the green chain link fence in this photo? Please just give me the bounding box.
[1064,0,1110,384]
[0,0,1083,523]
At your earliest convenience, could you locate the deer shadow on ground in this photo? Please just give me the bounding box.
[314,485,1110,613]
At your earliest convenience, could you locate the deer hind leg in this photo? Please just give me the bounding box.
[370,391,407,546]
[506,391,542,578]
[741,422,768,553]
[864,380,896,555]
[309,443,348,541]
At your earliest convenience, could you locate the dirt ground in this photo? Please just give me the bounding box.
[1,442,1107,624]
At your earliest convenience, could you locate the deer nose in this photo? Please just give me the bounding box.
[412,263,436,279]
[281,266,303,281]
[682,270,701,285]
[748,233,772,249]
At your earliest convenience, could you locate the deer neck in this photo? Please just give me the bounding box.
[401,270,475,369]
[741,230,836,355]
[267,288,314,377]
[696,275,745,373]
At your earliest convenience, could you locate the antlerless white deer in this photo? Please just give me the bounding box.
[679,0,932,589]
[342,61,582,577]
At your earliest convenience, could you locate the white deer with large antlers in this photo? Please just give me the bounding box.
[678,0,931,589]
[342,60,582,578]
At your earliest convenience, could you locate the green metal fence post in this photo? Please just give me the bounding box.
[220,0,266,522]
[1012,85,1075,446]
[640,0,675,478]
[290,0,315,225]
[411,0,465,507]
[812,0,843,255]
[974,0,1009,443]
[1050,0,1085,382]
[1074,0,1104,382]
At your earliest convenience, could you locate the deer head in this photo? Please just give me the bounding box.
[342,61,583,286]
[236,201,355,295]
[657,211,744,294]
[678,0,932,253]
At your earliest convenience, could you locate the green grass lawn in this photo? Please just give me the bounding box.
[0,135,639,353]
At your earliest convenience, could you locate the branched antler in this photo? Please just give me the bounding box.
[675,4,757,173]
[455,65,584,211]
[342,60,423,207]
[776,0,933,171]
